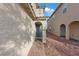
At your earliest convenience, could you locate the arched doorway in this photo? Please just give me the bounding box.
[35,22,43,42]
[60,24,66,38]
[69,21,79,41]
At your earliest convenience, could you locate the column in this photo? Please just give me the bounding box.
[42,21,46,43]
[42,30,46,43]
[66,25,69,40]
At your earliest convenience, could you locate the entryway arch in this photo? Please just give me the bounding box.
[35,22,43,42]
[69,21,79,40]
[60,24,66,38]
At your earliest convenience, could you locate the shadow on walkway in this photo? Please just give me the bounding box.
[47,31,79,47]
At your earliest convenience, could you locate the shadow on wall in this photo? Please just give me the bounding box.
[0,4,33,56]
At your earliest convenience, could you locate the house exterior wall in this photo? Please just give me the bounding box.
[31,3,44,17]
[0,3,35,56]
[47,3,79,40]
[31,3,46,43]
[34,9,44,17]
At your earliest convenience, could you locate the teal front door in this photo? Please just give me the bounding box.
[36,26,42,38]
[36,25,42,41]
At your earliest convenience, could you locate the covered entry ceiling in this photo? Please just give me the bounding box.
[35,22,42,26]
[69,21,79,40]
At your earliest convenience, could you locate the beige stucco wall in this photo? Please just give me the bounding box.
[0,4,35,56]
[34,9,44,17]
[31,3,44,17]
[47,3,79,40]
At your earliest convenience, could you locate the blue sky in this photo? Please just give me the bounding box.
[38,3,59,16]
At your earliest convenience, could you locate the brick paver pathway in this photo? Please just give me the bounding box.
[28,40,45,56]
[28,32,79,56]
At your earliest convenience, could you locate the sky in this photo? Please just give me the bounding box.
[38,3,59,16]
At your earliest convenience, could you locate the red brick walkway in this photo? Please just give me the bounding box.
[28,40,45,56]
[28,32,79,56]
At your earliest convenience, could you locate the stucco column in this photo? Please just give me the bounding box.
[42,22,46,43]
[66,25,69,40]
[42,29,46,43]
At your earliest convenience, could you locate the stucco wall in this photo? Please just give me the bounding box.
[31,4,44,17]
[0,4,35,56]
[47,3,79,40]
[35,9,44,17]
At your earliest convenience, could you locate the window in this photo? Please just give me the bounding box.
[63,8,67,14]
[62,4,67,15]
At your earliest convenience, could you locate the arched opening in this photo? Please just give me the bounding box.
[69,21,79,41]
[60,24,66,38]
[35,22,43,42]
